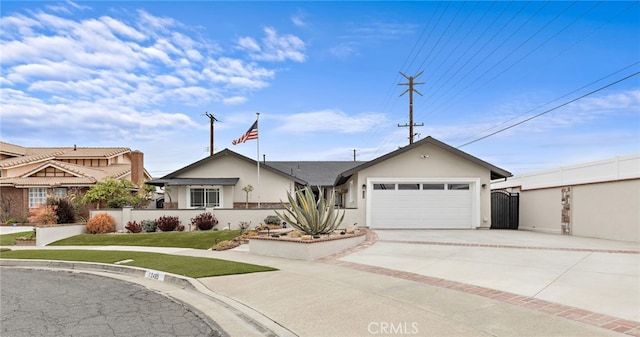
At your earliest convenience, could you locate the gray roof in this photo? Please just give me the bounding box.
[265,161,364,186]
[146,178,239,186]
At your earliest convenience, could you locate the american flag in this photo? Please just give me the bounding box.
[232,120,258,145]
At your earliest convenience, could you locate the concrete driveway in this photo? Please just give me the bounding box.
[338,229,640,322]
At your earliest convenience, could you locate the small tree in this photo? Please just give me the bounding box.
[83,177,153,209]
[242,184,253,208]
[275,186,344,236]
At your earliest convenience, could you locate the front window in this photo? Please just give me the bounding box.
[29,187,47,208]
[54,187,67,199]
[189,187,220,208]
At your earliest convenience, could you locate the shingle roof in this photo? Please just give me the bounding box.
[265,161,364,186]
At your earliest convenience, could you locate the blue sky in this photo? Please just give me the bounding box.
[1,1,638,178]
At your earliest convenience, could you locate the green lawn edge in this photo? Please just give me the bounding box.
[48,230,243,249]
[0,249,277,278]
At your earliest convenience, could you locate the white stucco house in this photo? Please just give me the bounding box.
[147,136,512,230]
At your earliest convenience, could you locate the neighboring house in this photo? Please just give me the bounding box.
[148,136,511,229]
[492,154,640,243]
[0,142,152,220]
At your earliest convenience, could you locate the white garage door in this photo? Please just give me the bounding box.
[370,182,472,229]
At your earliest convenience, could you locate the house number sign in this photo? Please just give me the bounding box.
[145,270,166,281]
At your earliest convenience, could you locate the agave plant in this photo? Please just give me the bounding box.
[274,186,344,236]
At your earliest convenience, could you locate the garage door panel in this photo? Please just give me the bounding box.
[370,183,472,229]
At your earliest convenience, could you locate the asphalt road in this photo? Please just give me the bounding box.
[0,268,222,337]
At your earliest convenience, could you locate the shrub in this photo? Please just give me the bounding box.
[211,240,240,251]
[263,215,281,226]
[156,215,180,232]
[48,197,76,224]
[86,213,116,234]
[125,221,143,233]
[142,219,157,233]
[191,212,218,231]
[28,204,58,227]
[176,225,185,232]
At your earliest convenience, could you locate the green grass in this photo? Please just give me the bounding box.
[0,249,276,278]
[48,230,242,249]
[0,231,36,246]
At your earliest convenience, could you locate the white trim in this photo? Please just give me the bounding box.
[366,177,481,229]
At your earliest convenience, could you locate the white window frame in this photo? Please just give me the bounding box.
[29,187,48,208]
[187,186,222,208]
[53,187,67,199]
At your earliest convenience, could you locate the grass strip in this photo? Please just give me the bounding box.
[0,231,35,246]
[48,230,242,249]
[0,249,276,278]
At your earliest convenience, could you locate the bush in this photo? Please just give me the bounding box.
[48,197,76,224]
[86,213,116,234]
[142,219,157,233]
[176,225,185,232]
[190,212,218,231]
[156,215,180,232]
[28,204,58,227]
[125,221,143,233]
[263,215,281,226]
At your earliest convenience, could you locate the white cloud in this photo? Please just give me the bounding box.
[222,96,247,105]
[291,12,307,27]
[0,6,301,145]
[238,27,306,62]
[276,109,387,134]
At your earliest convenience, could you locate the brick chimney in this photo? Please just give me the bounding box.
[130,150,144,186]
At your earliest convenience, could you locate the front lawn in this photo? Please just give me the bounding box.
[0,249,276,278]
[48,230,242,249]
[0,231,35,246]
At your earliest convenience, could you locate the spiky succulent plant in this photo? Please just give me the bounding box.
[274,186,344,236]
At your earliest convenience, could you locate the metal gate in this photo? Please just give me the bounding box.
[491,190,519,229]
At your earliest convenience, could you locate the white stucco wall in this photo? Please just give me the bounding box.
[515,187,562,234]
[572,180,640,242]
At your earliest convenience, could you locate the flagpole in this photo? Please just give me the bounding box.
[256,112,261,208]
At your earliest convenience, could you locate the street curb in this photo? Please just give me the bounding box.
[0,259,297,337]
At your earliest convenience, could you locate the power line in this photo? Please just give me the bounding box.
[457,71,640,148]
[457,62,640,145]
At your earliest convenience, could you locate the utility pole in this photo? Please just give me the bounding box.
[397,71,425,144]
[353,149,358,161]
[204,112,219,156]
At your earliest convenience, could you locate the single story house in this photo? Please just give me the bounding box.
[0,142,152,220]
[491,154,640,242]
[148,136,511,229]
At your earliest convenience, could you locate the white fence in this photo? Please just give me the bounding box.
[91,207,362,232]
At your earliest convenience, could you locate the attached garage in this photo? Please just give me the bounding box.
[334,137,512,230]
[368,179,478,229]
